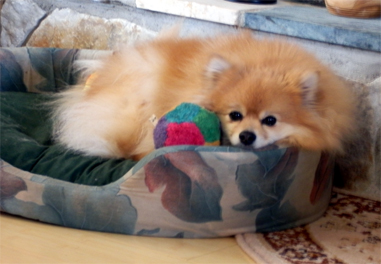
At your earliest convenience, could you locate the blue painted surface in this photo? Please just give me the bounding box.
[244,6,381,52]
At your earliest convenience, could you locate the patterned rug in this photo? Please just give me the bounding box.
[236,192,381,264]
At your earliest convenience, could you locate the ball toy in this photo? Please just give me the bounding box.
[153,103,221,148]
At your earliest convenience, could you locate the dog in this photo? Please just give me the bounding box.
[52,31,356,161]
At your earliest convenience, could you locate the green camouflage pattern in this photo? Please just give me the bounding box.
[0,47,333,238]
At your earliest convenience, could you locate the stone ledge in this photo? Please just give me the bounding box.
[27,8,155,49]
[132,0,381,52]
[135,0,290,25]
[245,6,381,52]
[15,0,380,52]
[0,0,46,46]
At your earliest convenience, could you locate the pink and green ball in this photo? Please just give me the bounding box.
[153,103,221,148]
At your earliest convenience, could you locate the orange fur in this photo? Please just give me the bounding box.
[53,32,356,160]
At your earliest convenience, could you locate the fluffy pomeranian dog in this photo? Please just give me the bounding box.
[52,31,355,161]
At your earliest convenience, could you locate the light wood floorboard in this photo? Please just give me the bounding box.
[0,213,255,264]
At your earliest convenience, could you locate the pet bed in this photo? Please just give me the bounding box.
[0,47,334,238]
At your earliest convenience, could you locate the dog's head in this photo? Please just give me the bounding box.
[199,55,340,151]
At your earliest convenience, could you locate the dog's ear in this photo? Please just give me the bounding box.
[300,71,319,107]
[204,55,231,83]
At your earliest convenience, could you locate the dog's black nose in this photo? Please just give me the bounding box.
[239,131,256,145]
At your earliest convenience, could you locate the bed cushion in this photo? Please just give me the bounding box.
[1,92,136,185]
[0,47,334,238]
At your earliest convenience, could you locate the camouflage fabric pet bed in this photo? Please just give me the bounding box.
[0,47,334,238]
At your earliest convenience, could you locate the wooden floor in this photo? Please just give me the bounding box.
[0,213,255,264]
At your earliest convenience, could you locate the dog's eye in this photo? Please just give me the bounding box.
[229,111,243,121]
[262,116,277,126]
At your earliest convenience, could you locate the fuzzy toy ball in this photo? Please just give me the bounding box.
[153,103,221,148]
